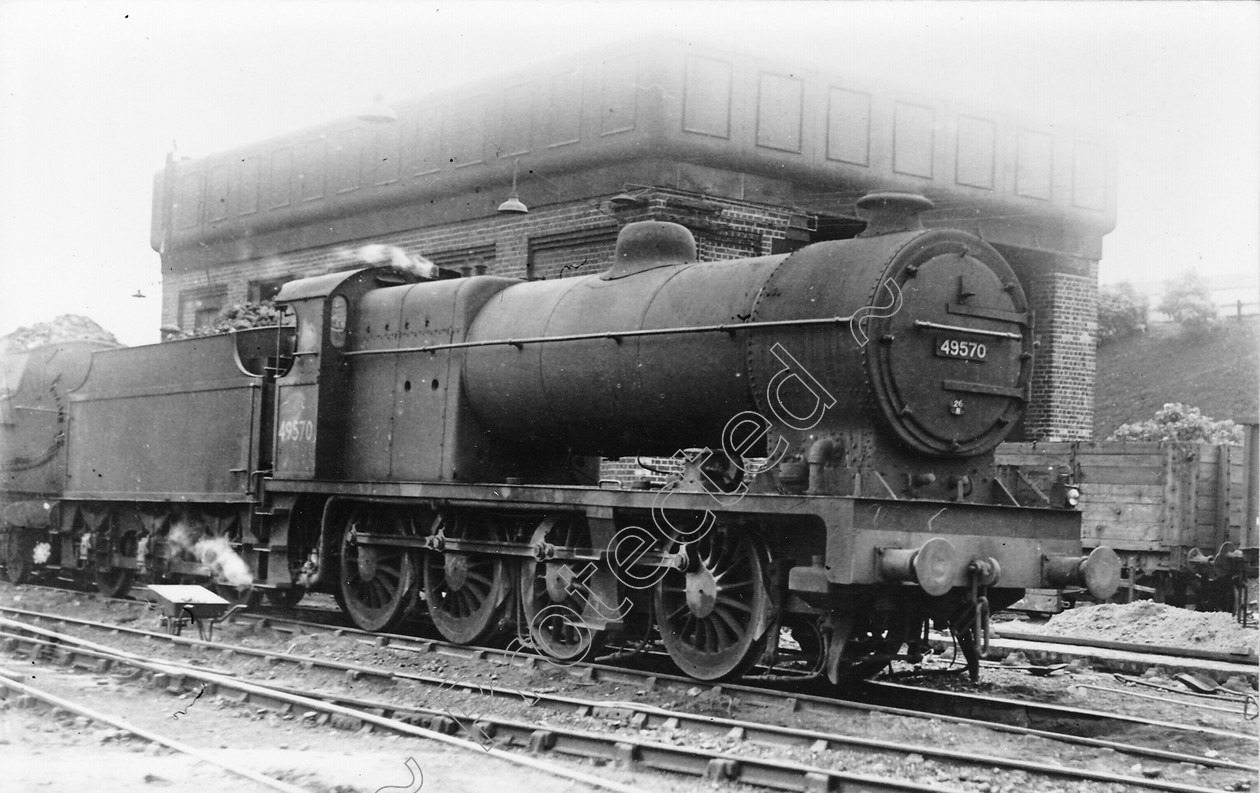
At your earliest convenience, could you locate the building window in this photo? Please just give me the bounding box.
[527,227,618,280]
[249,277,290,303]
[178,285,228,331]
[426,244,496,277]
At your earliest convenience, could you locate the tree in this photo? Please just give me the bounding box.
[1096,282,1147,344]
[1109,402,1242,445]
[1158,270,1220,336]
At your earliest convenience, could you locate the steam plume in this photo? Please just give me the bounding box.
[356,244,440,280]
[166,520,254,588]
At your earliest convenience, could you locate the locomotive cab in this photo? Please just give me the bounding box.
[273,268,412,479]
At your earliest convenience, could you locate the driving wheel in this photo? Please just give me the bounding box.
[338,506,419,632]
[520,519,607,663]
[423,515,509,645]
[654,527,772,680]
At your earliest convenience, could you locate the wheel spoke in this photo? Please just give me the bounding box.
[715,594,754,613]
[680,614,697,642]
[712,604,746,638]
[654,529,769,680]
[665,601,691,622]
[702,618,721,653]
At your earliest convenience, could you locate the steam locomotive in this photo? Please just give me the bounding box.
[0,192,1120,683]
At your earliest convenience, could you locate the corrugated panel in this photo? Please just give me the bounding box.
[236,155,259,215]
[600,54,638,136]
[447,95,487,168]
[955,115,996,190]
[756,72,803,153]
[369,124,401,186]
[207,162,231,222]
[683,54,731,139]
[544,69,583,148]
[1016,129,1053,200]
[1073,140,1108,210]
[157,40,1120,264]
[174,167,204,229]
[268,146,293,209]
[299,138,325,201]
[406,109,442,176]
[501,81,536,156]
[826,87,870,166]
[893,101,934,178]
[331,128,362,193]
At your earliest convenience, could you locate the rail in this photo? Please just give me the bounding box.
[0,670,313,793]
[2,604,1255,784]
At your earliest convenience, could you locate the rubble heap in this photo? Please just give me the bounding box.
[1041,600,1258,656]
[1,315,118,352]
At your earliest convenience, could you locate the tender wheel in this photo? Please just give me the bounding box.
[94,529,138,598]
[520,520,606,663]
[338,507,419,632]
[654,527,772,681]
[423,515,509,645]
[95,567,134,599]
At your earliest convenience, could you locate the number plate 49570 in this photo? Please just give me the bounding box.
[935,337,988,361]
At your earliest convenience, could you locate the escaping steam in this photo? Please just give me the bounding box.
[166,520,254,588]
[356,243,440,280]
[193,537,253,587]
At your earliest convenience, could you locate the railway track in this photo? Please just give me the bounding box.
[0,665,314,793]
[9,600,1256,751]
[1,602,1255,793]
[0,619,948,793]
[238,607,1260,744]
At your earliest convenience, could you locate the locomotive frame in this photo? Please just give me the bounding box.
[2,193,1121,684]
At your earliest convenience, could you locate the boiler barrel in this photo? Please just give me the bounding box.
[461,219,1032,460]
[461,254,785,456]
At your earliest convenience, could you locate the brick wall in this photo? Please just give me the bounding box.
[162,188,794,328]
[599,456,683,488]
[1025,260,1099,441]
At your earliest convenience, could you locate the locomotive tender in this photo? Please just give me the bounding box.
[1,193,1121,682]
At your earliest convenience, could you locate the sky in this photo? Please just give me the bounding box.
[1,0,1257,345]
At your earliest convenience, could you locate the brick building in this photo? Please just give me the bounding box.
[152,39,1116,442]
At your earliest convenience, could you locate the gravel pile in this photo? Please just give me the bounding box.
[1040,600,1259,655]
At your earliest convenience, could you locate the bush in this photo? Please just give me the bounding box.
[1097,282,1147,344]
[1158,270,1220,336]
[1109,402,1242,444]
